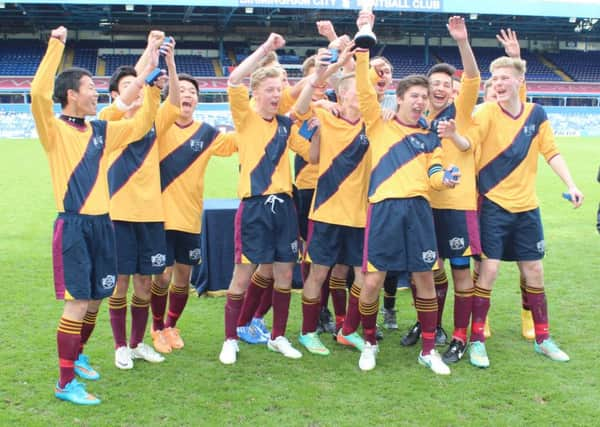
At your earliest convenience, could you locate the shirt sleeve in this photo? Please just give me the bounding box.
[227,85,251,131]
[455,75,480,133]
[30,37,64,152]
[355,50,382,129]
[155,100,180,136]
[98,102,126,121]
[210,131,238,157]
[464,105,491,153]
[427,141,446,191]
[538,119,560,161]
[278,86,296,115]
[105,85,160,152]
[288,124,311,161]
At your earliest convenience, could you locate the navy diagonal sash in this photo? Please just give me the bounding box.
[160,123,219,191]
[478,105,547,196]
[429,104,457,133]
[108,127,156,197]
[368,131,440,197]
[249,115,292,196]
[313,125,369,212]
[294,154,308,178]
[63,120,108,213]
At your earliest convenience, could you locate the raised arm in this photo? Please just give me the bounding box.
[30,26,67,152]
[135,30,165,75]
[228,33,285,86]
[294,49,338,117]
[447,16,479,79]
[316,20,338,42]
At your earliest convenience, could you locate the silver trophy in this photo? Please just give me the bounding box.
[354,0,377,49]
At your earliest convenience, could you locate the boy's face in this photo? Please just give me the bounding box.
[111,74,143,109]
[371,59,393,96]
[397,85,428,125]
[428,72,453,111]
[72,75,98,116]
[491,66,522,104]
[254,76,282,117]
[179,80,199,119]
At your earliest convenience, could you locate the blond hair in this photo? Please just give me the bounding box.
[302,55,316,77]
[250,66,282,91]
[490,56,527,76]
[257,51,278,68]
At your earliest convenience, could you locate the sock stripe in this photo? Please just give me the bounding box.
[329,276,346,290]
[274,287,291,294]
[131,295,150,307]
[359,300,379,315]
[59,358,75,368]
[455,288,474,298]
[251,272,270,288]
[350,283,361,298]
[525,286,545,295]
[169,284,189,295]
[58,317,82,335]
[151,282,169,296]
[108,296,127,309]
[227,292,244,301]
[83,311,98,324]
[302,296,320,305]
[415,297,438,312]
[474,286,492,298]
[434,270,448,284]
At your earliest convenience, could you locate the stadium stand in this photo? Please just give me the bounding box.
[545,50,600,82]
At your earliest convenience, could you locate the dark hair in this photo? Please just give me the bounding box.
[52,67,93,108]
[108,65,137,94]
[395,74,429,98]
[426,62,456,78]
[178,73,199,93]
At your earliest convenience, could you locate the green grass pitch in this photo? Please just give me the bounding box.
[0,137,598,426]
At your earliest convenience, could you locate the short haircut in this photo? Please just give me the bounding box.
[108,65,137,94]
[427,62,456,78]
[396,74,429,98]
[483,78,493,92]
[178,73,199,93]
[370,56,394,73]
[53,67,93,108]
[250,66,282,91]
[257,51,278,68]
[490,56,527,76]
[302,55,316,77]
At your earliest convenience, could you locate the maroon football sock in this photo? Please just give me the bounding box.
[238,272,269,326]
[150,281,168,331]
[57,317,82,388]
[416,297,438,355]
[301,295,321,334]
[526,286,549,344]
[79,310,97,355]
[434,270,449,327]
[224,293,243,339]
[108,296,127,349]
[271,286,292,339]
[452,288,473,343]
[130,294,150,349]
[341,283,361,335]
[470,286,491,343]
[165,285,189,328]
[359,299,379,345]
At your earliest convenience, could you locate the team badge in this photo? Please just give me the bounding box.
[101,275,116,289]
[422,250,436,264]
[290,240,298,254]
[449,237,465,251]
[358,133,369,145]
[189,248,202,262]
[92,135,104,149]
[190,139,204,152]
[277,126,288,137]
[536,240,545,253]
[523,124,536,136]
[151,253,166,268]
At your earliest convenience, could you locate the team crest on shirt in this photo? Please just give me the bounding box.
[92,135,105,149]
[190,139,204,152]
[523,124,537,136]
[189,248,202,262]
[101,275,116,289]
[422,250,436,264]
[536,240,545,253]
[409,135,425,151]
[358,133,369,145]
[290,239,298,254]
[449,237,465,251]
[277,126,288,137]
[147,126,156,139]
[151,253,166,268]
